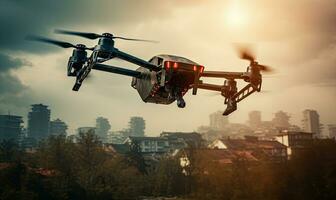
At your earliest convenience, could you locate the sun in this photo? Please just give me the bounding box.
[225,2,248,28]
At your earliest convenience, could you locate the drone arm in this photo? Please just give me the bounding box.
[201,71,245,79]
[114,49,160,72]
[194,82,223,92]
[92,63,142,78]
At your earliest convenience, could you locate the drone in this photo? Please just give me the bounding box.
[27,29,272,115]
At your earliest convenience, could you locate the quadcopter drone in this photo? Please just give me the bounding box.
[27,30,272,115]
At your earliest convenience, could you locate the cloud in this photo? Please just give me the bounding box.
[0,53,31,72]
[0,53,34,113]
[0,0,200,53]
[0,0,335,131]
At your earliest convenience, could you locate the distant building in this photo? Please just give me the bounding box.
[302,109,322,137]
[226,123,252,137]
[160,131,204,151]
[327,125,336,139]
[107,131,127,144]
[196,125,212,133]
[49,119,68,136]
[95,117,111,142]
[77,127,96,135]
[128,117,145,137]
[124,136,169,153]
[27,104,50,140]
[21,136,38,150]
[275,131,313,159]
[272,111,291,130]
[209,111,229,130]
[248,111,262,129]
[209,136,287,162]
[200,123,252,142]
[118,128,131,137]
[0,114,23,141]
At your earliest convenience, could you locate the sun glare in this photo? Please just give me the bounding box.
[225,2,247,28]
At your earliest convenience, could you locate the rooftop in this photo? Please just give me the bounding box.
[127,136,168,142]
[181,149,259,164]
[105,143,130,154]
[276,131,313,136]
[160,132,202,139]
[219,138,286,149]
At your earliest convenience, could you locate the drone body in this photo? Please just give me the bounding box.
[27,30,272,115]
[132,55,203,108]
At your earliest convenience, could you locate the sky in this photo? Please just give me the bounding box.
[0,0,335,135]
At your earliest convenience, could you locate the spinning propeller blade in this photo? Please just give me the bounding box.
[26,35,94,50]
[55,29,158,43]
[55,29,102,40]
[257,64,273,73]
[26,35,76,48]
[236,46,274,73]
[112,36,159,43]
[239,49,255,62]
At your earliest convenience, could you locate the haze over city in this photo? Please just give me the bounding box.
[1,0,335,134]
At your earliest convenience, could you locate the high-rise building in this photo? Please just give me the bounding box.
[248,110,261,129]
[0,114,23,141]
[27,104,51,140]
[272,111,291,129]
[128,117,145,137]
[95,117,111,142]
[209,111,229,130]
[49,118,68,136]
[327,124,336,139]
[302,109,322,138]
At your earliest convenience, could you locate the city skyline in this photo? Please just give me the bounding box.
[1,102,332,137]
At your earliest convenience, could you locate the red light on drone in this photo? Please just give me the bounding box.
[165,61,171,69]
[200,66,204,73]
[173,62,178,69]
[193,65,197,71]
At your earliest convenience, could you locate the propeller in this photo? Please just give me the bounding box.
[26,35,94,50]
[236,46,274,73]
[55,29,102,40]
[55,29,159,43]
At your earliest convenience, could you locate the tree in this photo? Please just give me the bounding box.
[75,130,107,192]
[0,139,20,162]
[152,156,186,196]
[126,140,147,174]
[36,134,75,176]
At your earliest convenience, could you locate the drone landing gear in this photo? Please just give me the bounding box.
[73,82,82,91]
[174,90,186,108]
[177,97,186,108]
[223,98,237,116]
